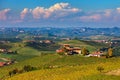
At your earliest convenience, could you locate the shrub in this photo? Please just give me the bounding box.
[8,65,37,77]
[42,64,51,69]
[97,66,104,72]
[23,65,36,72]
[9,68,19,77]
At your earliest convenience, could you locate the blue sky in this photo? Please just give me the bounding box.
[1,0,120,27]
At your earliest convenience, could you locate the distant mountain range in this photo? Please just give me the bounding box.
[0,27,120,39]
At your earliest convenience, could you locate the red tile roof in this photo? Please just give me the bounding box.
[0,62,6,67]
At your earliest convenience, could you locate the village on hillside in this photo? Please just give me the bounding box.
[0,58,15,67]
[0,48,17,67]
[0,39,114,67]
[56,44,113,58]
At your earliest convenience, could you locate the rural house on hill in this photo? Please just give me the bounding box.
[56,44,81,55]
[89,51,104,57]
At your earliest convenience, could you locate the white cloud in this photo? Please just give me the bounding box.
[48,3,69,12]
[80,14,101,22]
[79,8,120,22]
[0,9,11,20]
[32,7,46,19]
[20,8,32,19]
[116,8,120,13]
[3,2,120,27]
[21,3,80,20]
[104,9,112,17]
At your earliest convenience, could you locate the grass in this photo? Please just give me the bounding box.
[0,40,118,80]
[1,54,120,80]
[5,56,120,80]
[0,47,40,61]
[58,40,108,52]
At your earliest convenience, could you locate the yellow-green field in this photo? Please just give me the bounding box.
[0,40,119,80]
[5,56,120,80]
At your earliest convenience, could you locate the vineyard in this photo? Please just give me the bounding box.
[0,40,120,80]
[5,55,120,80]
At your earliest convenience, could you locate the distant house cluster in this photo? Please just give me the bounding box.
[93,38,120,47]
[56,44,110,58]
[60,38,71,41]
[88,51,104,57]
[40,40,54,44]
[0,49,7,53]
[0,41,10,44]
[0,49,16,54]
[23,40,54,44]
[0,60,15,67]
[56,44,81,55]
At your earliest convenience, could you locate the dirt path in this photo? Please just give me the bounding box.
[106,69,120,76]
[0,58,10,61]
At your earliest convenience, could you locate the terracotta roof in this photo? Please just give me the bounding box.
[56,49,64,53]
[0,62,6,67]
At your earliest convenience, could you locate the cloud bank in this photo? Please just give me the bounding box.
[1,2,120,27]
[20,3,80,20]
[0,9,11,20]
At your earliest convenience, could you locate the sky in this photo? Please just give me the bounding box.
[1,0,120,27]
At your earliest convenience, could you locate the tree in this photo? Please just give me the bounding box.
[81,47,89,55]
[97,66,104,73]
[23,65,35,72]
[12,68,19,74]
[108,48,113,57]
[14,50,18,54]
[9,71,12,77]
[9,68,19,76]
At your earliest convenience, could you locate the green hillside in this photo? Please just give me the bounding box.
[5,55,120,80]
[0,40,115,80]
[58,40,108,51]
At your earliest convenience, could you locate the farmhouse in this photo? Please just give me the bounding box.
[63,44,71,49]
[43,40,53,44]
[89,51,104,57]
[0,58,15,67]
[0,49,16,54]
[56,49,64,53]
[0,49,7,53]
[56,44,81,55]
[72,48,81,54]
[0,62,6,67]
[65,48,81,55]
[39,40,54,44]
[63,44,70,47]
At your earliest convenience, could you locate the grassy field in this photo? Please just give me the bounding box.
[58,40,108,52]
[0,40,119,80]
[4,55,120,80]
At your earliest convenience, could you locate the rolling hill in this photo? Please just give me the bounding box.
[0,40,116,80]
[5,55,120,80]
